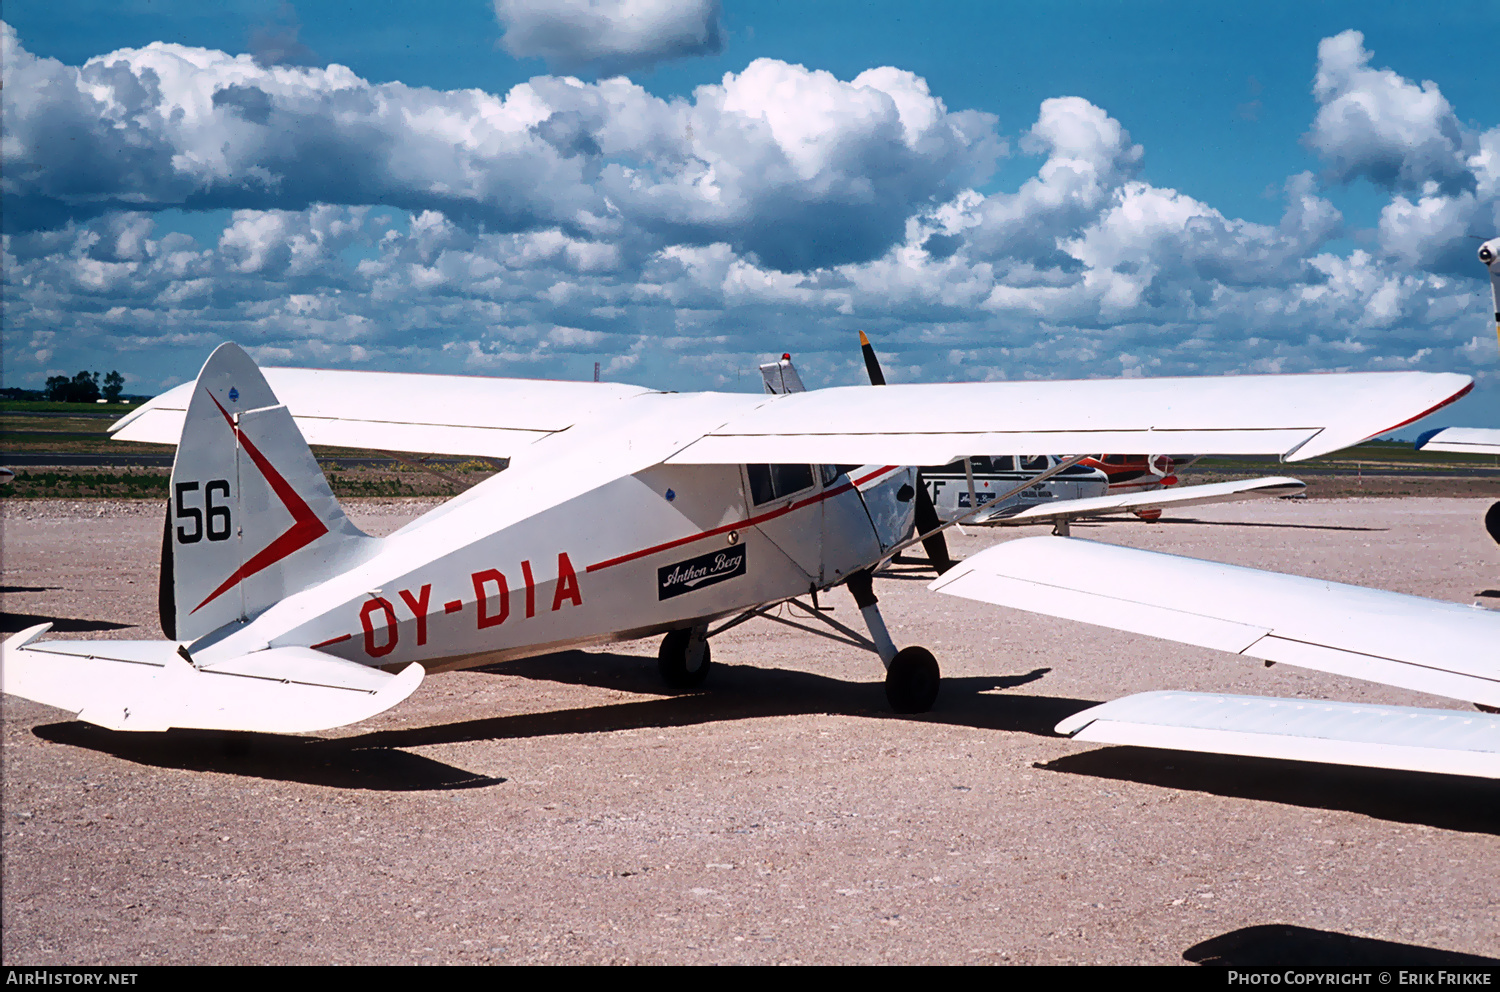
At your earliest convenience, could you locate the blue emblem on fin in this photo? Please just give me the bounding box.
[665,488,676,502]
[228,387,239,402]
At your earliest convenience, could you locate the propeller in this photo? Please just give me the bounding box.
[859,331,956,573]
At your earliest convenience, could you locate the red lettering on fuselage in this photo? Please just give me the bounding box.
[552,552,582,611]
[521,559,536,618]
[472,569,510,629]
[398,584,432,646]
[361,597,398,657]
[351,554,580,655]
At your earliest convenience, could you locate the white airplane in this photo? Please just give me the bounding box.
[0,344,1488,779]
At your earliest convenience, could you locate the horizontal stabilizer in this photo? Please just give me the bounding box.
[982,476,1305,525]
[1056,691,1500,779]
[1,625,422,733]
[930,537,1500,707]
[1415,426,1500,455]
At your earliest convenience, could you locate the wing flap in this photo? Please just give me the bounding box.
[930,536,1500,706]
[983,476,1305,525]
[2,627,422,733]
[1056,691,1500,778]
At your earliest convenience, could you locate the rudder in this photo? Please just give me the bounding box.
[161,343,377,641]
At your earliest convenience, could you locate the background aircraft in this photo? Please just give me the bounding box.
[0,344,1479,774]
[855,332,1307,538]
[1414,237,1500,544]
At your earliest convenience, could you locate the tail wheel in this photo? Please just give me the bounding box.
[658,628,712,689]
[885,646,940,714]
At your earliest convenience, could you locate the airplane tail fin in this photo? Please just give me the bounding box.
[759,353,806,394]
[161,343,377,641]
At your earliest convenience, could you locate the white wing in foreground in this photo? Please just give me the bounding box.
[980,476,1305,525]
[1,625,423,733]
[1056,691,1499,779]
[1415,426,1500,455]
[929,536,1500,777]
[930,536,1500,707]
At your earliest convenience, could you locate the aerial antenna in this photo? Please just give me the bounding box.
[593,361,600,383]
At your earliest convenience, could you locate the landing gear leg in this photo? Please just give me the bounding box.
[659,625,711,689]
[846,571,940,714]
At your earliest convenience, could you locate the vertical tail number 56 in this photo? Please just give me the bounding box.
[175,480,233,544]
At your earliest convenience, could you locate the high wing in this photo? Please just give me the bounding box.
[930,535,1500,777]
[113,367,1472,466]
[111,368,656,459]
[663,373,1471,466]
[1416,426,1500,455]
[978,476,1305,526]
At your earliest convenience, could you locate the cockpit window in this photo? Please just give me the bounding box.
[1021,455,1050,471]
[746,464,817,505]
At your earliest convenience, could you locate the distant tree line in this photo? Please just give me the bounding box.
[43,371,126,403]
[1,371,138,403]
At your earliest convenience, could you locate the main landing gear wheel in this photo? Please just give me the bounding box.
[885,646,939,714]
[658,628,712,689]
[1486,501,1500,546]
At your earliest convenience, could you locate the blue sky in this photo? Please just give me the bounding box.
[4,1,1498,432]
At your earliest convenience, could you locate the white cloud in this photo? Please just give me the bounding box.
[1,24,1497,426]
[1,26,998,272]
[1308,30,1472,194]
[1305,30,1500,276]
[495,0,722,76]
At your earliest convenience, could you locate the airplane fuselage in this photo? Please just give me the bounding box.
[188,392,916,673]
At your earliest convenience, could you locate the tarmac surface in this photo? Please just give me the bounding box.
[2,496,1497,965]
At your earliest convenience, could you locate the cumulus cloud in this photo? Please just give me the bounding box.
[1,23,1497,422]
[1308,30,1472,194]
[495,0,722,75]
[1306,30,1500,275]
[0,25,998,272]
